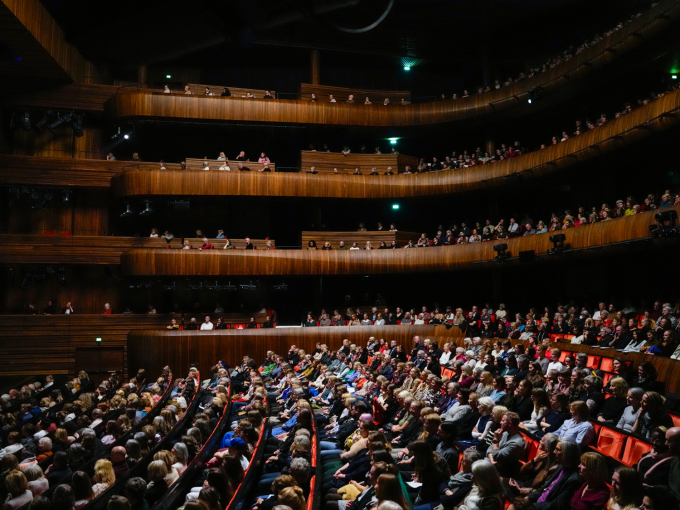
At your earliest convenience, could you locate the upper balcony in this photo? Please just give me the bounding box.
[103,0,680,128]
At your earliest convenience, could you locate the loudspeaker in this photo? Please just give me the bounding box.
[518,250,536,264]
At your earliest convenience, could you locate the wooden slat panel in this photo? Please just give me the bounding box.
[122,206,676,276]
[111,87,680,198]
[300,151,416,174]
[301,231,422,248]
[299,84,410,103]
[0,235,275,264]
[106,0,680,127]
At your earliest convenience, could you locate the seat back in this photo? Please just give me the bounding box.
[621,436,652,466]
[671,414,680,428]
[559,350,571,362]
[593,427,627,460]
[599,357,614,372]
[586,355,601,369]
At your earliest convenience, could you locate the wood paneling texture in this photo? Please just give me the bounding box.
[126,331,680,397]
[299,151,417,174]
[185,158,276,172]
[1,83,120,113]
[122,206,675,276]
[105,0,680,127]
[13,126,102,160]
[0,0,102,83]
[299,84,410,103]
[301,231,422,248]
[0,314,280,376]
[0,235,274,264]
[127,325,451,380]
[111,88,680,198]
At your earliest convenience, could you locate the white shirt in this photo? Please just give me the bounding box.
[219,164,230,171]
[593,310,604,320]
[547,361,563,373]
[349,247,360,251]
[200,322,214,330]
[440,352,451,365]
[330,99,336,102]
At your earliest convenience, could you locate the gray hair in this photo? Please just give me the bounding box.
[24,464,43,481]
[477,396,495,412]
[629,387,645,399]
[172,442,188,463]
[471,460,504,497]
[290,457,311,479]
[81,428,96,438]
[558,439,581,468]
[38,437,52,451]
[542,433,559,453]
[293,435,310,450]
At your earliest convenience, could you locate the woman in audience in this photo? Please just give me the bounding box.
[92,459,116,496]
[596,377,628,424]
[24,465,48,498]
[146,460,169,506]
[570,452,610,510]
[154,450,179,485]
[634,363,660,393]
[456,459,505,510]
[554,401,595,446]
[72,471,94,509]
[512,433,560,491]
[635,428,673,487]
[278,486,306,510]
[172,443,189,475]
[375,474,408,510]
[51,485,76,510]
[607,467,643,510]
[631,392,673,439]
[2,471,33,510]
[521,389,551,432]
[615,387,643,432]
[410,440,450,507]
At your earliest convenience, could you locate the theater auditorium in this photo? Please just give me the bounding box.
[1,1,680,509]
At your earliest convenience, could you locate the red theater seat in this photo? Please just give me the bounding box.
[593,427,626,460]
[621,436,652,466]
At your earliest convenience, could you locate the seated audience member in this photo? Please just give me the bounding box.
[615,387,643,432]
[635,428,673,487]
[487,411,527,477]
[3,471,33,509]
[568,452,610,510]
[631,392,673,439]
[454,459,505,510]
[554,401,595,446]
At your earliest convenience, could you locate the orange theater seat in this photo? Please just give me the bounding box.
[593,427,627,460]
[587,356,601,370]
[599,358,614,372]
[559,351,571,362]
[307,476,316,510]
[621,436,652,466]
[671,414,680,428]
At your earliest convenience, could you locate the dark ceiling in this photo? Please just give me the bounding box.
[40,0,651,70]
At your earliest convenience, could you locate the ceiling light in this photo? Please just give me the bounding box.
[392,204,400,210]
[403,66,410,71]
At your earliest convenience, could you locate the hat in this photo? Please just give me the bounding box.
[224,436,246,452]
[446,306,452,310]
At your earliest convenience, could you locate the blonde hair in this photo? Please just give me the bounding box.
[491,405,508,422]
[154,450,174,471]
[148,460,169,481]
[580,452,608,485]
[610,377,629,399]
[94,459,116,485]
[278,486,306,510]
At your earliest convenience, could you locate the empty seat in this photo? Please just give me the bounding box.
[587,355,601,370]
[599,358,614,372]
[559,350,571,362]
[592,427,627,460]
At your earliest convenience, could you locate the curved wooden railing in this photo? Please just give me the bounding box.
[105,0,680,127]
[121,206,676,276]
[112,87,680,199]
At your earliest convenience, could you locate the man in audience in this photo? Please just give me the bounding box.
[111,446,129,477]
[488,411,526,477]
[200,316,214,330]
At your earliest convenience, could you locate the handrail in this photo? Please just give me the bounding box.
[110,87,680,199]
[152,383,232,510]
[105,0,680,128]
[121,206,677,276]
[225,421,270,510]
[80,385,204,510]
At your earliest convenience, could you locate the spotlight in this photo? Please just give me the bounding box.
[35,111,53,133]
[528,86,542,104]
[62,190,72,206]
[111,127,121,140]
[527,99,532,104]
[139,200,153,216]
[240,281,258,291]
[493,243,509,262]
[21,111,31,131]
[47,113,67,132]
[224,282,237,292]
[273,281,289,291]
[548,233,567,255]
[389,138,398,145]
[166,74,172,79]
[123,134,130,140]
[20,271,33,289]
[392,204,400,210]
[404,66,411,71]
[162,282,177,291]
[71,115,83,137]
[651,210,679,238]
[120,203,134,218]
[37,192,54,210]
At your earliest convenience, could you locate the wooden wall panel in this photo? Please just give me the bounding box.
[0,0,102,83]
[299,151,417,174]
[13,126,103,159]
[301,231,423,248]
[111,88,680,199]
[105,0,680,127]
[122,206,676,276]
[127,325,451,379]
